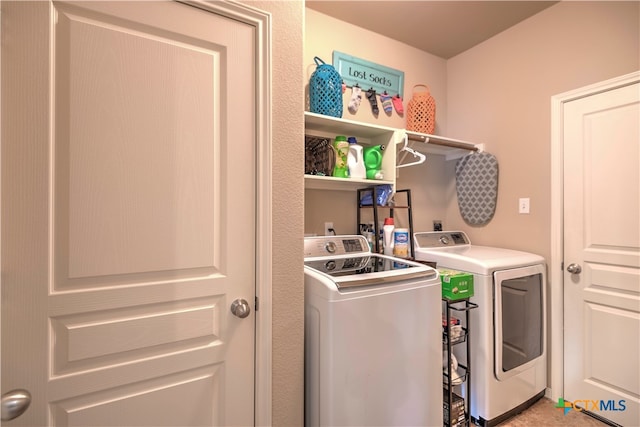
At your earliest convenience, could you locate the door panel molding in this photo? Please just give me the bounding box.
[51,365,222,426]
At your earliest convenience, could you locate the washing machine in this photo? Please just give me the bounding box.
[304,235,442,427]
[413,231,547,427]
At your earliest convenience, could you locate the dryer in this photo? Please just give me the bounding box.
[414,231,547,427]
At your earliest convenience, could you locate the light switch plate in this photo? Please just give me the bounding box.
[519,198,530,214]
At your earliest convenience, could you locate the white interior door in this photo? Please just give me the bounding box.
[1,1,257,425]
[563,78,639,425]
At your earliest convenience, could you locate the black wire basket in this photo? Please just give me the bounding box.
[305,135,335,176]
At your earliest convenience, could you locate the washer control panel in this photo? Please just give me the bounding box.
[304,235,370,258]
[414,231,471,249]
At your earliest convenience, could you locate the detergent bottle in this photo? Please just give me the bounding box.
[347,137,366,179]
[363,145,385,179]
[332,135,349,178]
[383,217,395,256]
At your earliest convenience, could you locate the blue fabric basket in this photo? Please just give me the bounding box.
[309,56,343,118]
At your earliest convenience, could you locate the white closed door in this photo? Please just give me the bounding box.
[1,1,257,425]
[563,78,639,425]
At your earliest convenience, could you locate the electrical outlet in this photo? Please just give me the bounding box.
[519,198,530,214]
[433,220,442,231]
[324,222,334,236]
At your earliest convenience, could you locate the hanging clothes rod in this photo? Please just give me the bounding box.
[407,133,479,152]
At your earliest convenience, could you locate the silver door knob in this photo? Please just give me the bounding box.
[231,299,251,318]
[2,389,31,421]
[566,263,582,274]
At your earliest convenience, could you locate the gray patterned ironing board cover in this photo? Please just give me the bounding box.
[455,152,499,225]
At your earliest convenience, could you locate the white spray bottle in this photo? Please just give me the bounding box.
[383,217,395,255]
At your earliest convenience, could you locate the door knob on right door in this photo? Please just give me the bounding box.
[566,263,582,274]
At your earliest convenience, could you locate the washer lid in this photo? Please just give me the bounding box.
[304,254,436,289]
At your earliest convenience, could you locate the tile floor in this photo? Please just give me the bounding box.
[496,397,610,426]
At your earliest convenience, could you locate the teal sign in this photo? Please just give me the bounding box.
[333,51,404,96]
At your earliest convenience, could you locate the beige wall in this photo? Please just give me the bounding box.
[446,1,640,261]
[241,1,304,426]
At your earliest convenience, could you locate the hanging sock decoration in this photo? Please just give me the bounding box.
[366,88,379,116]
[392,95,404,115]
[380,92,393,115]
[348,85,362,114]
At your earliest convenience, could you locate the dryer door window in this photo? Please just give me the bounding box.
[493,264,546,381]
